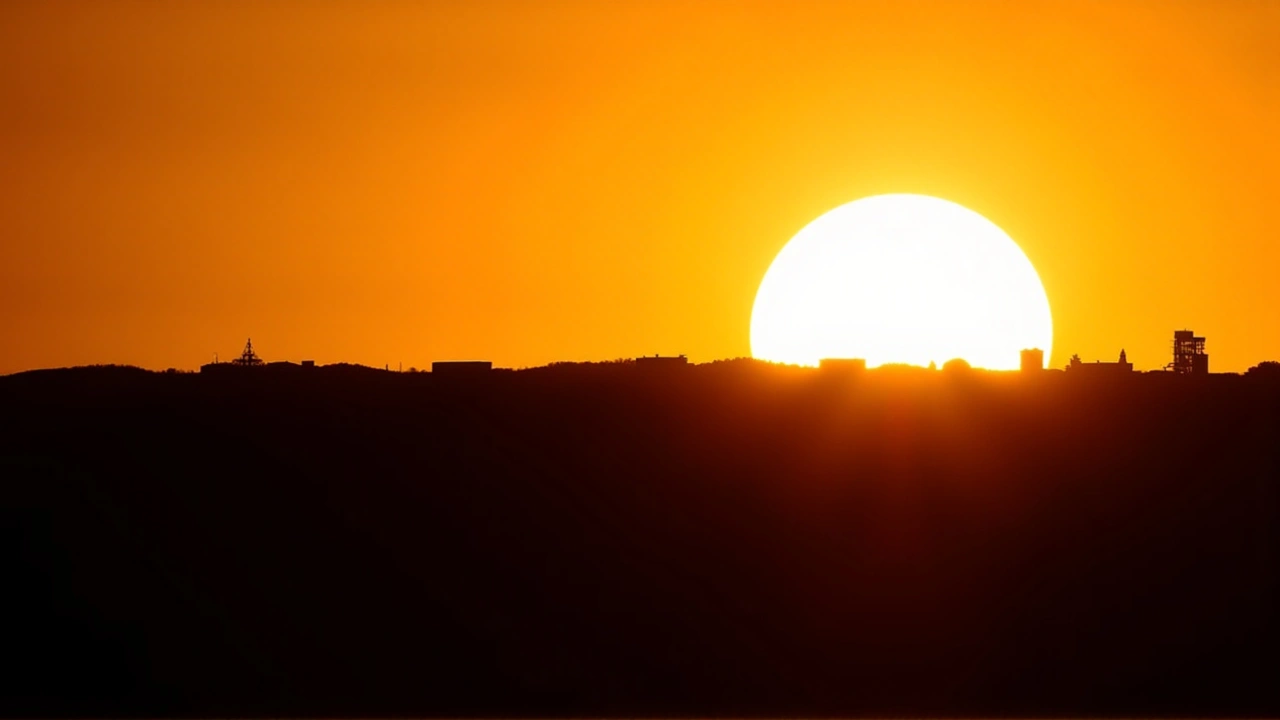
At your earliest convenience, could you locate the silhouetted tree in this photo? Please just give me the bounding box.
[1246,360,1280,377]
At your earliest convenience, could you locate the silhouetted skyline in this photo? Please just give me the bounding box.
[32,326,1239,380]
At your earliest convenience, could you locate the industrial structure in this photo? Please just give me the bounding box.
[200,338,266,373]
[1168,330,1209,375]
[232,338,263,367]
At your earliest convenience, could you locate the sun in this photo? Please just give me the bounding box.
[750,194,1052,370]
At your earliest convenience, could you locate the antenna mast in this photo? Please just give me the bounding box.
[233,338,263,366]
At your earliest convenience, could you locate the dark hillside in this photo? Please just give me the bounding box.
[1,362,1277,716]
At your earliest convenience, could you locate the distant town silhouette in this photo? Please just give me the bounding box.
[178,327,1245,380]
[2,328,1277,717]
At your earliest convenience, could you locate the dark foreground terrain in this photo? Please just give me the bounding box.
[2,360,1278,717]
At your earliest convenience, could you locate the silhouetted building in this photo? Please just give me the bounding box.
[1067,349,1133,375]
[301,360,315,368]
[232,338,263,367]
[819,358,866,373]
[636,355,688,369]
[1169,330,1209,375]
[432,361,492,376]
[201,339,264,373]
[1021,348,1044,372]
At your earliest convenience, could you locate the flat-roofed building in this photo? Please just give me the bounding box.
[1067,349,1133,375]
[432,361,492,376]
[635,354,688,369]
[819,358,867,372]
[1021,348,1044,372]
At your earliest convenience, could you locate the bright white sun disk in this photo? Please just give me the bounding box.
[750,194,1053,370]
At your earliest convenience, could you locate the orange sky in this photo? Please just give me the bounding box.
[3,0,1278,373]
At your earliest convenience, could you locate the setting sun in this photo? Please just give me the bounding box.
[750,194,1053,369]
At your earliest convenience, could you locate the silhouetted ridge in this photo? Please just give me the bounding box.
[0,363,1277,716]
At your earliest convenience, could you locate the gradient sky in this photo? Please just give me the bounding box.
[3,0,1279,373]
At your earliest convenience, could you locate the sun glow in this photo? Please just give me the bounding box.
[750,194,1053,370]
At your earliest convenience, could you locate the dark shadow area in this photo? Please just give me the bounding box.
[1,360,1277,717]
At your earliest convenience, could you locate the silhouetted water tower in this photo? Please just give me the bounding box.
[1169,330,1208,375]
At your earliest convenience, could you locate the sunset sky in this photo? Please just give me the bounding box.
[3,0,1278,374]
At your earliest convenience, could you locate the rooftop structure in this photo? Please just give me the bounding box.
[232,338,263,367]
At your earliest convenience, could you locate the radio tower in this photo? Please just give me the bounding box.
[232,338,263,366]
